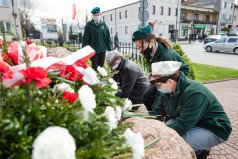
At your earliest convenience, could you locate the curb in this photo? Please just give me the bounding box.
[202,78,238,84]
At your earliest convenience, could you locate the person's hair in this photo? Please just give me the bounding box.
[108,56,123,67]
[150,71,180,85]
[141,34,173,49]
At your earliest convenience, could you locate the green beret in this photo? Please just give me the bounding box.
[132,25,153,42]
[91,7,100,14]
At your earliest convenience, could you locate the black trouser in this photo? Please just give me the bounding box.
[90,52,106,71]
[142,85,157,111]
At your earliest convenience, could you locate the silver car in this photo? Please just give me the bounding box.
[204,37,238,54]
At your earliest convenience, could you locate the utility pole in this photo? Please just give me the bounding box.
[142,0,145,26]
[175,0,180,42]
[11,0,19,38]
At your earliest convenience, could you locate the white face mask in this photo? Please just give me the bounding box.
[157,87,172,94]
[112,63,119,70]
[93,16,101,24]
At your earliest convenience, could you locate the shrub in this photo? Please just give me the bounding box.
[173,43,196,80]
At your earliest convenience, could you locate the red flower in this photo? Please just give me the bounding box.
[20,67,51,88]
[0,39,3,46]
[75,60,88,69]
[0,60,13,79]
[26,40,33,45]
[63,91,78,104]
[59,65,83,81]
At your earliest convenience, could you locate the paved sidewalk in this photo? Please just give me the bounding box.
[204,79,238,159]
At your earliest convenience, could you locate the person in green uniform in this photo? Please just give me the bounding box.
[132,25,189,111]
[150,61,232,159]
[82,7,112,71]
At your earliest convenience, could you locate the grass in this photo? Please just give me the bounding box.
[193,63,238,83]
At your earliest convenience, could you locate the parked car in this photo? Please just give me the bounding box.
[203,35,221,44]
[227,32,238,36]
[204,37,238,54]
[218,32,228,38]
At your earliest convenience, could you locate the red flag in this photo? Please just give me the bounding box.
[72,3,76,20]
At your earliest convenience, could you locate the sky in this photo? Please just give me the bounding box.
[25,0,238,30]
[29,0,139,30]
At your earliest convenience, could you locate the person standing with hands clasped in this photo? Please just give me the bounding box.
[132,25,189,111]
[150,61,232,159]
[82,7,112,71]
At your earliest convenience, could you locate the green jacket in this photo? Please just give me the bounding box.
[151,73,232,141]
[144,42,189,76]
[82,20,112,53]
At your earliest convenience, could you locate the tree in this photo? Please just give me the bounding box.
[19,0,34,40]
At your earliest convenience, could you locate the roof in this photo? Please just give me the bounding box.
[182,5,218,13]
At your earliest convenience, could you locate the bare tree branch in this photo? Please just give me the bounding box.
[19,0,34,40]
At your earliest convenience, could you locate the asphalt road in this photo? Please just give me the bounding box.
[179,41,238,70]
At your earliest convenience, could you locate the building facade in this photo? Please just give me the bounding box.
[232,4,238,27]
[182,0,235,33]
[0,0,22,40]
[180,5,218,38]
[102,0,181,43]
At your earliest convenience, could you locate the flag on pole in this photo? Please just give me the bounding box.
[72,3,76,20]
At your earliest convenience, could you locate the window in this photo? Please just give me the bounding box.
[152,5,156,14]
[0,0,8,7]
[217,38,226,43]
[205,15,210,22]
[223,2,227,8]
[125,26,128,34]
[119,12,122,19]
[229,15,232,22]
[234,16,237,22]
[168,25,174,33]
[175,8,178,16]
[160,6,164,15]
[0,21,4,31]
[181,12,187,19]
[125,10,128,18]
[168,7,171,16]
[230,3,233,9]
[0,21,11,32]
[227,38,237,43]
[5,22,10,31]
[110,14,113,21]
[194,14,199,21]
[111,28,113,35]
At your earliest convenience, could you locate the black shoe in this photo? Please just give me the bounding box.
[195,150,210,159]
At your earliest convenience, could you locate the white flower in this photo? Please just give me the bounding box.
[20,41,26,48]
[55,99,59,104]
[124,128,144,159]
[78,85,96,113]
[81,67,99,85]
[97,66,108,77]
[115,106,122,121]
[109,78,118,90]
[52,83,74,94]
[32,126,76,159]
[123,98,132,111]
[105,106,118,130]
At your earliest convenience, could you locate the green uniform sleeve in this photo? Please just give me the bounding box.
[105,25,112,51]
[82,24,90,47]
[150,95,165,116]
[168,91,209,136]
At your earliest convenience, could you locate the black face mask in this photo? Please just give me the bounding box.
[142,42,153,58]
